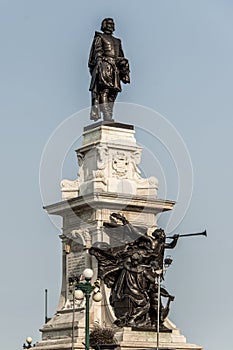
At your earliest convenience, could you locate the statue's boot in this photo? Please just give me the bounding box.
[161,295,174,321]
[90,93,101,121]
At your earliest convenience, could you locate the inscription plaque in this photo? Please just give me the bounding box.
[67,251,86,277]
[66,240,91,300]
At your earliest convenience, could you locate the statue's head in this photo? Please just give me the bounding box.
[152,228,165,241]
[101,18,115,34]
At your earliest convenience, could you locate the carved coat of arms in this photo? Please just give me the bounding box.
[112,151,129,177]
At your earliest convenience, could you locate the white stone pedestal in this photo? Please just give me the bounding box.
[116,325,202,350]
[36,122,203,350]
[61,122,158,199]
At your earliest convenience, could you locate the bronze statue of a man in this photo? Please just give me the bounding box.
[88,18,130,121]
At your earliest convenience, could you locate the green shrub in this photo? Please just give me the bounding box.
[90,325,117,346]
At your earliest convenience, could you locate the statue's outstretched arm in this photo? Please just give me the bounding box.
[165,234,179,249]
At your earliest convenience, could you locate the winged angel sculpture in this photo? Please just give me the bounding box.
[90,213,179,328]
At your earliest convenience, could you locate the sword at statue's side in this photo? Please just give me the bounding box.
[166,230,207,239]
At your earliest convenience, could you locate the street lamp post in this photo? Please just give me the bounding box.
[77,268,95,350]
[23,337,35,349]
[156,256,173,350]
[156,270,162,350]
[70,268,102,350]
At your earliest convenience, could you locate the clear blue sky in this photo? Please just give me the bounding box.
[1,1,233,350]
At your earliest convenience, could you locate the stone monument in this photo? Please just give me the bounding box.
[34,19,203,350]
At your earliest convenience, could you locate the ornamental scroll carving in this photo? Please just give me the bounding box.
[65,228,91,248]
[131,150,142,179]
[60,179,79,200]
[96,145,108,170]
[77,152,84,182]
[92,145,109,184]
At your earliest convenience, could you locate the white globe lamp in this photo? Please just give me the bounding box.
[74,289,84,300]
[83,268,93,280]
[26,337,32,344]
[92,291,103,302]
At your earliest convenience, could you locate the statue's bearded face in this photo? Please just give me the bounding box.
[102,18,115,34]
